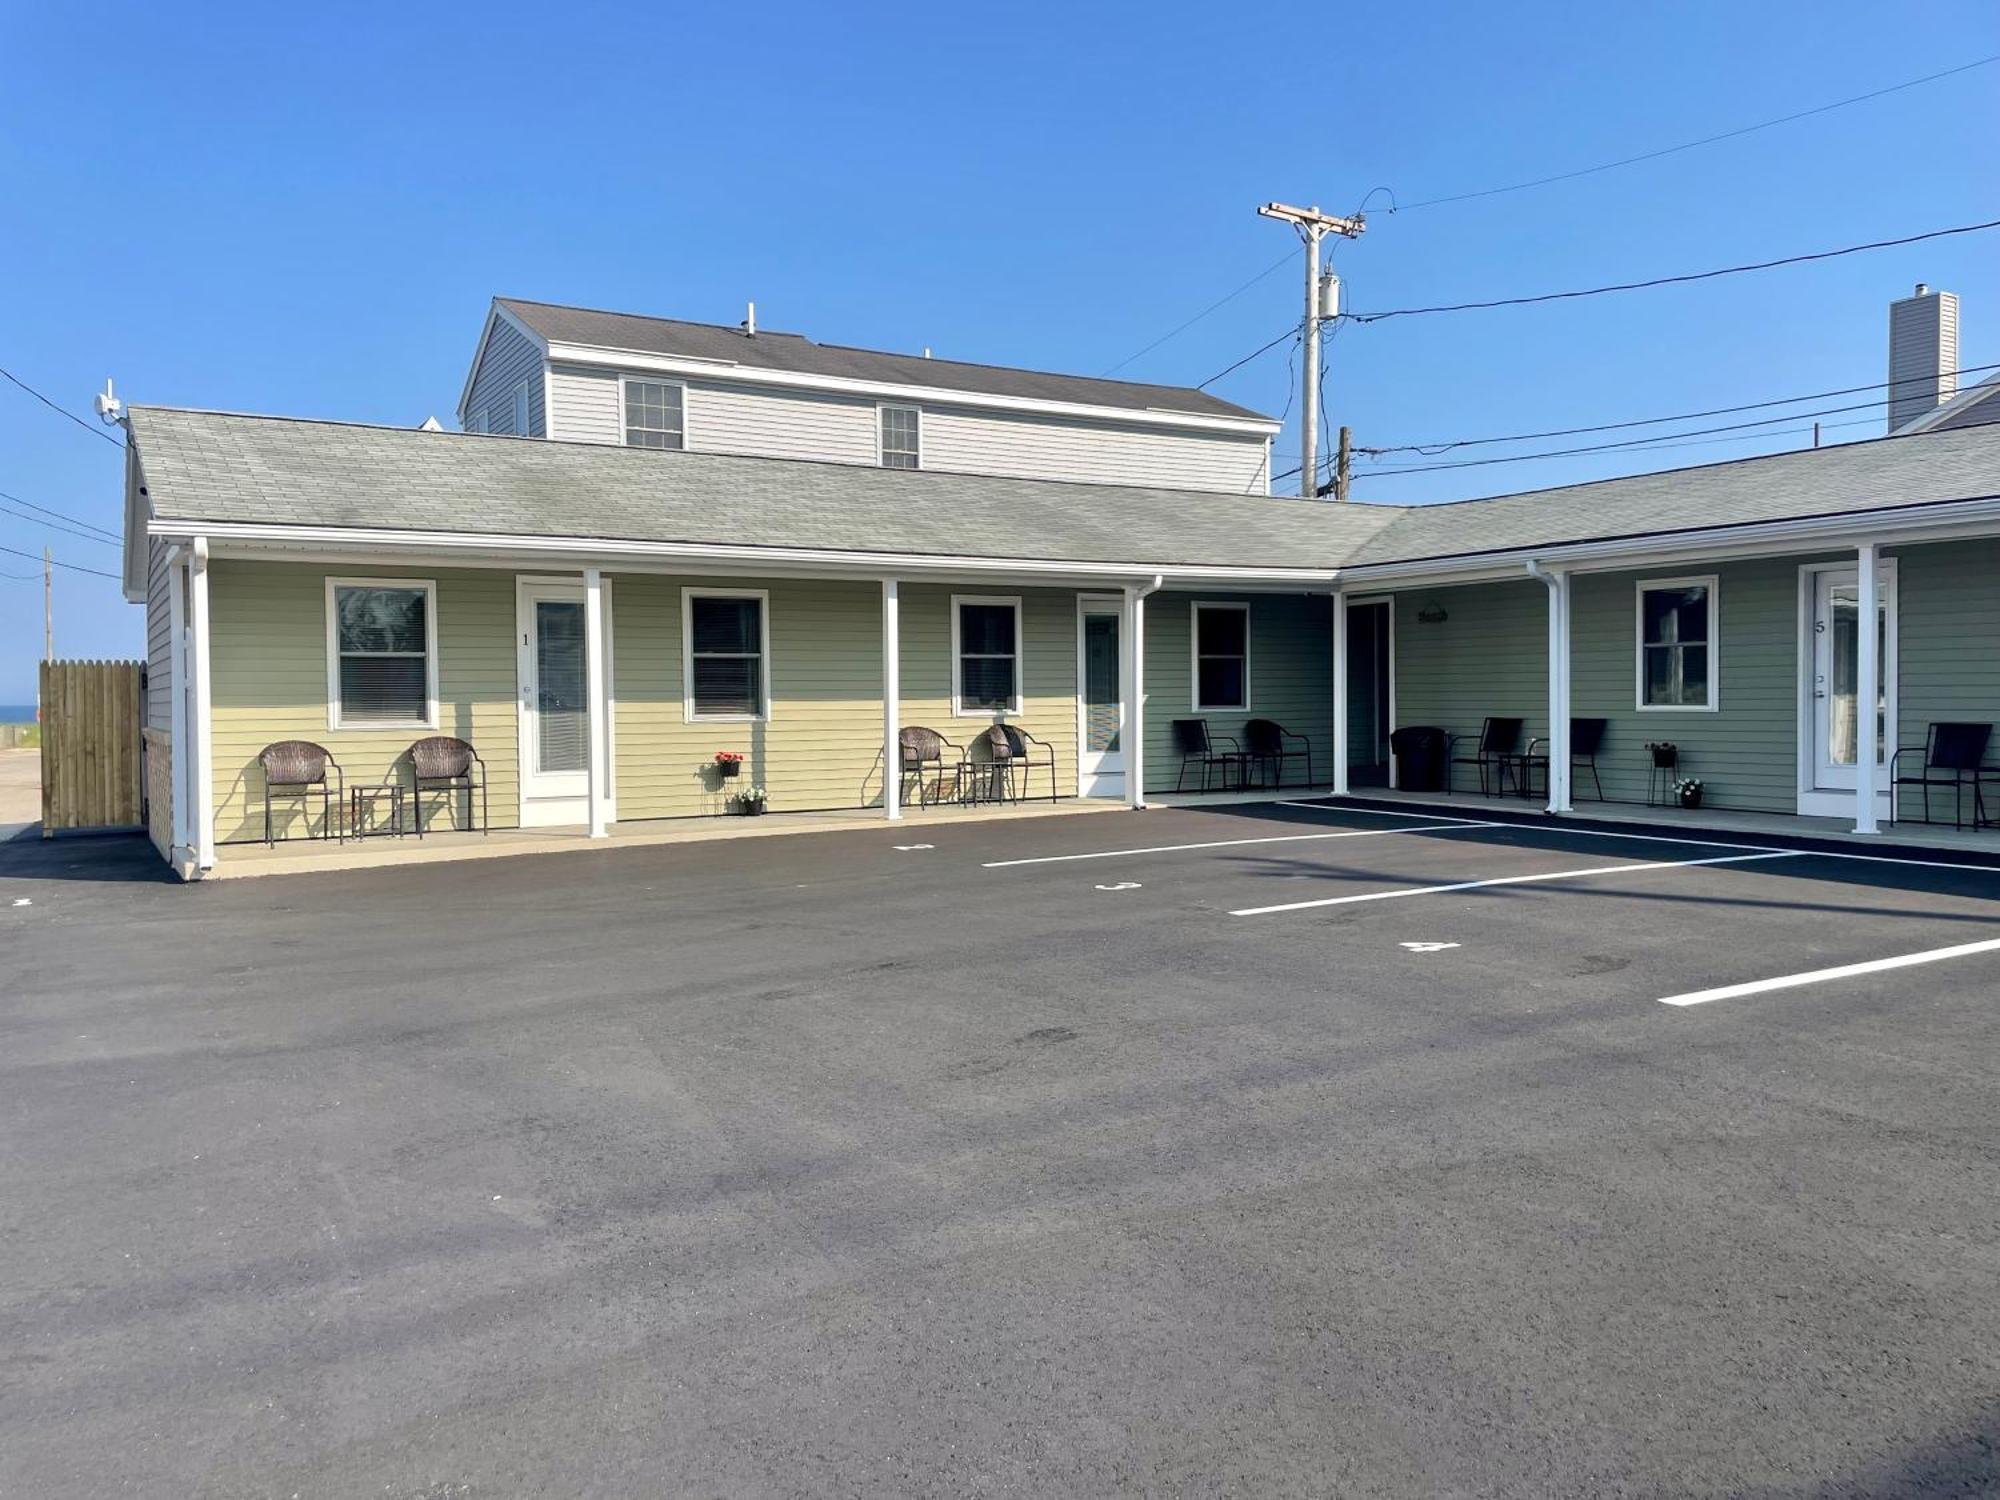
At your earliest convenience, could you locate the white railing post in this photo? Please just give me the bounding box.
[882,578,901,820]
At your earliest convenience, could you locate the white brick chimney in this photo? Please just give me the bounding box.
[1887,283,1958,433]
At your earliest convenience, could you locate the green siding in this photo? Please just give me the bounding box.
[1139,591,1333,791]
[1391,580,1548,786]
[1890,537,2000,818]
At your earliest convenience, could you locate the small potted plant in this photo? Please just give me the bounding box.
[733,785,768,816]
[1675,775,1705,810]
[713,750,743,781]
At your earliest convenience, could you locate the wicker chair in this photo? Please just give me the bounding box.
[981,723,1059,803]
[257,740,343,846]
[1243,718,1313,790]
[898,726,963,808]
[408,736,487,836]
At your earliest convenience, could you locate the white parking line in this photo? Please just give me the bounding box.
[981,821,1498,869]
[1229,851,1800,916]
[1659,934,2000,1006]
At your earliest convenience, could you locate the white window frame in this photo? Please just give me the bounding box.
[622,375,689,451]
[951,593,1023,717]
[681,587,770,723]
[512,380,531,438]
[324,576,440,731]
[878,402,922,469]
[1190,600,1251,713]
[1635,574,1720,712]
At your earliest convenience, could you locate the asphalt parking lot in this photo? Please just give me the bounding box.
[4,802,1999,1497]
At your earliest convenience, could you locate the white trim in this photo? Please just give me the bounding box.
[515,575,615,826]
[167,551,190,867]
[155,520,1340,586]
[323,576,440,731]
[1190,600,1251,713]
[1330,588,1348,796]
[883,579,901,820]
[1795,557,1899,816]
[950,593,1023,718]
[1634,573,1719,712]
[585,567,610,838]
[1659,935,2000,1006]
[1855,543,1881,834]
[682,586,771,722]
[620,374,689,451]
[1126,576,1161,809]
[1075,593,1125,799]
[541,338,1282,438]
[877,403,922,470]
[189,538,215,872]
[457,301,550,422]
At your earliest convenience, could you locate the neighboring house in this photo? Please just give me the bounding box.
[459,298,1280,494]
[121,400,2000,878]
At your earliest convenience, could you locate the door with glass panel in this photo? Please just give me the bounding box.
[516,580,592,824]
[1076,597,1124,798]
[1810,564,1894,794]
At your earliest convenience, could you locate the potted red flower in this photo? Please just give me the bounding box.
[713,751,743,781]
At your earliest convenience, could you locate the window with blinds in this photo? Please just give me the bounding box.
[685,592,767,720]
[1192,602,1249,712]
[328,581,435,727]
[953,597,1020,714]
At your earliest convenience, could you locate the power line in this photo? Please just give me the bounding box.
[1102,250,1296,376]
[0,541,118,580]
[1347,218,2000,323]
[0,365,124,448]
[1197,326,1300,390]
[0,487,121,542]
[0,502,119,547]
[1388,54,2000,212]
[1363,361,2000,457]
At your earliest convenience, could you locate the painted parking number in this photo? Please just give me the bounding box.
[1096,881,1142,891]
[893,843,935,851]
[1400,941,1459,953]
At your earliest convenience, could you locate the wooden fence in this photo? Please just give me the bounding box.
[40,660,145,835]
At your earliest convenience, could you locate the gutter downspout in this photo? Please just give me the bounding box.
[1525,559,1571,815]
[1125,574,1164,810]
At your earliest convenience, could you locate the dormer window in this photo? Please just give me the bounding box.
[624,378,686,450]
[879,404,920,469]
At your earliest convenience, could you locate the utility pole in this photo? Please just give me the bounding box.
[1333,425,1353,503]
[43,548,52,661]
[1258,201,1364,498]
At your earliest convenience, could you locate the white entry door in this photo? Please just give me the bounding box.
[1076,596,1124,798]
[1807,563,1895,800]
[517,579,594,826]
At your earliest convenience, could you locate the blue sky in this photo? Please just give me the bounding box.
[1,1,1994,702]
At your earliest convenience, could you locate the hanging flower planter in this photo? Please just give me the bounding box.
[714,751,743,780]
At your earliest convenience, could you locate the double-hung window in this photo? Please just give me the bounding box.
[953,596,1021,715]
[625,379,686,449]
[1636,576,1717,710]
[684,590,768,721]
[327,579,437,728]
[1191,601,1250,712]
[879,404,920,468]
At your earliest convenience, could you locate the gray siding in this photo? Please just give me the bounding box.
[547,365,622,444]
[145,538,173,728]
[1139,591,1333,790]
[1391,580,1548,785]
[463,315,545,436]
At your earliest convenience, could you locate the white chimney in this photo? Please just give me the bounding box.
[1887,283,1958,432]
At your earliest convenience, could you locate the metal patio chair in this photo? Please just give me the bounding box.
[1173,718,1243,793]
[1243,718,1313,790]
[982,723,1059,803]
[257,740,343,846]
[1521,717,1609,803]
[1889,721,1996,830]
[1448,717,1524,797]
[408,735,488,836]
[899,726,963,808]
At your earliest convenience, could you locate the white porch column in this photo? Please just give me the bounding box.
[1331,588,1350,796]
[1122,586,1146,809]
[188,537,215,871]
[1855,541,1881,834]
[1549,568,1572,814]
[584,566,610,839]
[882,578,901,820]
[166,549,190,867]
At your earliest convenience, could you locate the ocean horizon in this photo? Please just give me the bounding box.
[0,704,38,724]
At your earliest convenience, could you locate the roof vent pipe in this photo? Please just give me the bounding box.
[743,301,756,337]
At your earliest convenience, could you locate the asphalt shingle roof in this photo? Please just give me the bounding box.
[129,407,1397,572]
[496,298,1272,424]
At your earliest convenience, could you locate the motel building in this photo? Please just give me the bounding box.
[118,295,2000,877]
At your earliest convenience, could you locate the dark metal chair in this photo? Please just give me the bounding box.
[983,723,1058,803]
[1173,718,1242,793]
[899,726,963,808]
[1521,717,1609,802]
[1889,722,1996,830]
[257,740,343,846]
[1448,717,1523,797]
[1243,718,1313,790]
[408,736,487,836]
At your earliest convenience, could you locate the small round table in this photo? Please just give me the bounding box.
[348,782,408,838]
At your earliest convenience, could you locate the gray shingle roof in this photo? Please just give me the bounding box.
[1346,423,2000,567]
[496,298,1272,425]
[1925,375,2000,434]
[129,407,1398,572]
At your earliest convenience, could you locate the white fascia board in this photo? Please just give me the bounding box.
[120,443,150,603]
[542,340,1282,438]
[457,302,551,421]
[1336,494,2000,586]
[148,519,1337,588]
